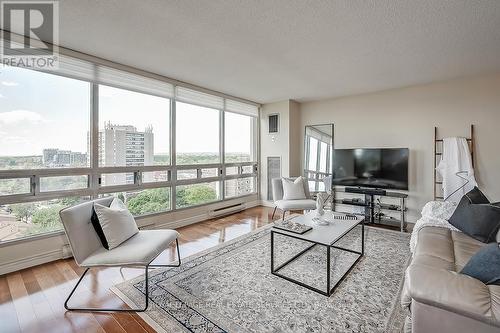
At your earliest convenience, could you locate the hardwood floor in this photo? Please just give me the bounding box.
[0,206,275,333]
[0,206,410,333]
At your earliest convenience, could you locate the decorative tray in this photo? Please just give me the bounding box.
[273,220,312,234]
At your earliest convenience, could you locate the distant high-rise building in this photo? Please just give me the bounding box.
[98,122,154,185]
[70,152,88,166]
[225,177,253,197]
[42,149,58,165]
[42,149,88,167]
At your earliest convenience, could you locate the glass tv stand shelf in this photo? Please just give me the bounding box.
[331,187,408,232]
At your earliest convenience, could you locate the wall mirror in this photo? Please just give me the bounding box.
[303,124,334,193]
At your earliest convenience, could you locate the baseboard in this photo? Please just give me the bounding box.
[0,248,63,276]
[152,200,261,230]
[260,200,275,208]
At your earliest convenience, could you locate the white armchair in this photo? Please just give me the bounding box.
[271,177,316,220]
[59,197,181,312]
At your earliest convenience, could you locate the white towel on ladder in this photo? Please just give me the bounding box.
[436,137,476,204]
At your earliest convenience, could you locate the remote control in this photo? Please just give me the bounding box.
[333,214,357,220]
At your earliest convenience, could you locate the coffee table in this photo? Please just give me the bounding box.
[271,211,364,296]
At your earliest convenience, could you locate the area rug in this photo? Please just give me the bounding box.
[112,224,411,333]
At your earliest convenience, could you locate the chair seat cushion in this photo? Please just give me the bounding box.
[81,229,179,267]
[276,199,316,210]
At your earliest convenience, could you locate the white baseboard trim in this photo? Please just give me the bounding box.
[259,200,275,208]
[152,200,261,230]
[0,248,63,276]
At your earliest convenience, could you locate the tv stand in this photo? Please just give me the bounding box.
[332,187,408,232]
[345,187,387,196]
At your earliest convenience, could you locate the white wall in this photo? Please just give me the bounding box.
[298,73,500,221]
[260,100,301,203]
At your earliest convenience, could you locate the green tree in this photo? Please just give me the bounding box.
[127,188,170,216]
[12,203,36,223]
[24,205,64,236]
[60,197,82,206]
[177,185,217,208]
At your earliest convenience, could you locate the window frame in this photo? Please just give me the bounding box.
[0,67,259,244]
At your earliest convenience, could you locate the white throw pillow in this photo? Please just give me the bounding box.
[94,198,139,250]
[282,177,306,200]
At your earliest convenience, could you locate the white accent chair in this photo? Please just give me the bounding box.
[271,177,316,220]
[59,197,181,312]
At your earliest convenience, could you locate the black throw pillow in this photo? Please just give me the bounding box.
[461,243,500,285]
[464,186,490,204]
[91,208,109,249]
[448,187,500,243]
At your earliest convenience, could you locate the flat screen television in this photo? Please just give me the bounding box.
[331,148,409,190]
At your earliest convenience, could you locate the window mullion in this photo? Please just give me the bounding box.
[171,97,177,210]
[90,81,99,199]
[220,105,225,200]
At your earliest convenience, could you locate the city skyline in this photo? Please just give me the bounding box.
[0,66,254,157]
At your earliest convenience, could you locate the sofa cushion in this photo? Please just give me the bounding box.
[402,224,500,329]
[449,188,500,243]
[461,243,500,285]
[463,186,490,204]
[413,227,484,272]
[414,227,455,266]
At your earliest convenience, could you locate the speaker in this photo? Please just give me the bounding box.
[345,187,386,196]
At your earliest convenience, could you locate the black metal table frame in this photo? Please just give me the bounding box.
[270,220,364,297]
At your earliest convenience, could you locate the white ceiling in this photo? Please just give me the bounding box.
[58,0,500,103]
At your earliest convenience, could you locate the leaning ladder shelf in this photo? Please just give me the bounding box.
[433,124,475,200]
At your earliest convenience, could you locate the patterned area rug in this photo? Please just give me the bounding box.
[112,224,410,333]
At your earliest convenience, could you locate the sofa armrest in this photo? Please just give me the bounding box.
[407,264,494,318]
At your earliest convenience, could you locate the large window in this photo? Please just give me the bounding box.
[0,52,258,243]
[176,102,220,165]
[225,112,256,163]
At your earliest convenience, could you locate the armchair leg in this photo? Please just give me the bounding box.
[64,238,181,312]
[271,206,277,220]
[64,266,149,312]
[282,210,287,221]
[149,238,182,268]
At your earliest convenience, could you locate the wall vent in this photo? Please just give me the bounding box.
[267,157,281,200]
[268,114,279,133]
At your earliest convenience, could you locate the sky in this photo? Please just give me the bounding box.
[0,66,253,157]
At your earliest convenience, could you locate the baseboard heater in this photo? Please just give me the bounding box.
[209,203,246,218]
